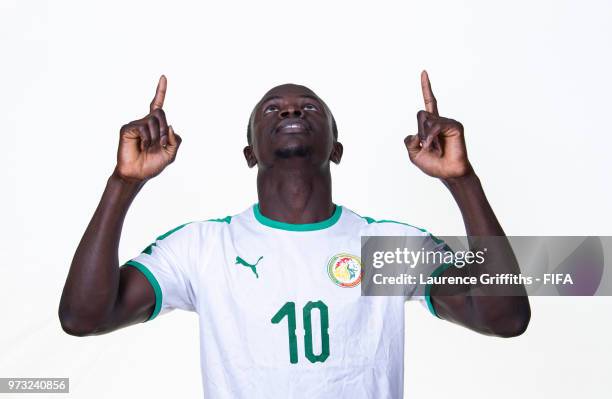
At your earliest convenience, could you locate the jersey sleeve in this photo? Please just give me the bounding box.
[411,231,454,319]
[121,222,200,321]
[359,217,454,319]
[390,227,454,317]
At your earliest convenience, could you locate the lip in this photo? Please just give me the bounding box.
[275,118,310,134]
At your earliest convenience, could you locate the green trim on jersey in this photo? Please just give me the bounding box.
[207,216,232,224]
[122,260,163,321]
[424,262,453,318]
[362,216,426,232]
[361,215,445,246]
[142,222,191,255]
[253,204,342,231]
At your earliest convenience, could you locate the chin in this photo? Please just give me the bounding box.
[274,144,311,159]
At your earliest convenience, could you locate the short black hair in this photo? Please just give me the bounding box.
[246,103,338,145]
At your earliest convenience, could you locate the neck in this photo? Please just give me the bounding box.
[257,164,334,224]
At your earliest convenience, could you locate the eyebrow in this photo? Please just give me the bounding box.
[259,94,322,106]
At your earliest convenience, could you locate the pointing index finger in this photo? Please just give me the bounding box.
[150,75,167,112]
[421,70,439,116]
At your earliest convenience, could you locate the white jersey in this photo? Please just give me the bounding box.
[123,204,449,398]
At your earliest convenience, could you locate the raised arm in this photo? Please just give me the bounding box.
[59,76,182,336]
[404,71,530,337]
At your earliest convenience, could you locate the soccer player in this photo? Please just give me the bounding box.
[59,72,530,398]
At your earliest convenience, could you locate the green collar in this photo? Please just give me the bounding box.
[253,203,342,231]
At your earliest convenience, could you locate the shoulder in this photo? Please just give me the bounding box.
[149,212,236,245]
[341,206,431,237]
[188,212,240,234]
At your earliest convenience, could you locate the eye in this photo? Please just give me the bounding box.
[304,104,318,111]
[264,105,279,114]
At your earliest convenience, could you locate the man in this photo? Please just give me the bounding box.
[59,72,530,398]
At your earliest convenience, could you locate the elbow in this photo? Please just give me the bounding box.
[58,314,91,337]
[58,307,103,337]
[489,304,531,338]
[59,317,91,337]
[493,313,530,338]
[60,321,91,337]
[471,296,531,338]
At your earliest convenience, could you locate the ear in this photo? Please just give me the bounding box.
[330,141,343,164]
[243,145,258,168]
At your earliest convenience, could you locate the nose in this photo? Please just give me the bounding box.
[279,105,303,119]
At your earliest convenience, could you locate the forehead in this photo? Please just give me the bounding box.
[258,84,322,105]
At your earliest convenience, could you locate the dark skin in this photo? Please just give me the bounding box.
[59,72,530,337]
[244,84,342,224]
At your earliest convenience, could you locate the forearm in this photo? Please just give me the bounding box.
[443,170,503,236]
[434,170,530,336]
[443,170,524,284]
[59,172,144,333]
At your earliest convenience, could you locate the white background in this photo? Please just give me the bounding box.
[2,0,611,397]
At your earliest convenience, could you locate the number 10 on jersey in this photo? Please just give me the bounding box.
[271,300,330,364]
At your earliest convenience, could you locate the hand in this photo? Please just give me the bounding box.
[114,76,182,182]
[404,71,472,180]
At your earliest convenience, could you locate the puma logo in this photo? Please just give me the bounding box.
[235,256,263,278]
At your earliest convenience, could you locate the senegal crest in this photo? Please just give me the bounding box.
[327,253,362,288]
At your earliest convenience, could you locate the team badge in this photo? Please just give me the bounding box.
[327,253,362,288]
